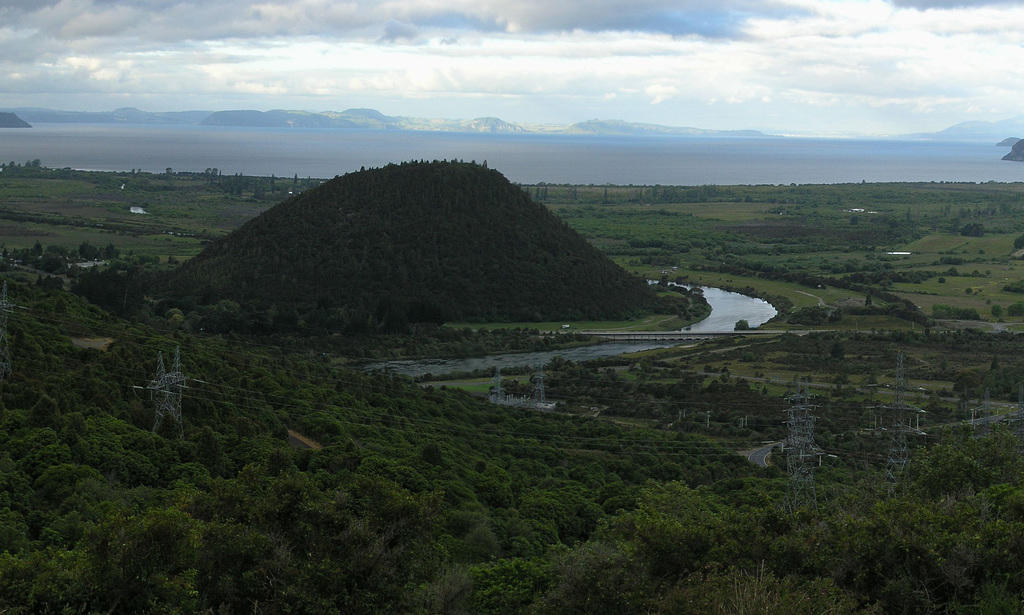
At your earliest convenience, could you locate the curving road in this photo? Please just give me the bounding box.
[747,442,780,468]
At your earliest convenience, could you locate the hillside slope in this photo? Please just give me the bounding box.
[0,279,754,613]
[0,112,30,128]
[161,161,662,329]
[1003,138,1024,161]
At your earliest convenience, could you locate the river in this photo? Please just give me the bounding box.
[367,287,776,377]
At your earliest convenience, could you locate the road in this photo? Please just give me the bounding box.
[794,290,825,306]
[747,442,780,468]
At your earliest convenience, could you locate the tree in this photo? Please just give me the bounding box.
[830,340,845,360]
[82,508,200,612]
[78,241,100,261]
[471,558,550,615]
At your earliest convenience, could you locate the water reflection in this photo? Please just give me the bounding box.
[685,287,776,332]
[368,287,775,377]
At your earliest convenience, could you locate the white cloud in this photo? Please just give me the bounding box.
[644,84,678,105]
[1,0,1024,134]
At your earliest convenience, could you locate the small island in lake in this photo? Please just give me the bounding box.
[0,112,31,128]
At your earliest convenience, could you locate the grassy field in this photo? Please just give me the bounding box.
[0,167,294,261]
[538,181,1024,330]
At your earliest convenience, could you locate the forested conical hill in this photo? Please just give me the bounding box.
[161,161,659,327]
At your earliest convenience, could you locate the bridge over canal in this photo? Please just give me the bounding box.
[578,329,787,342]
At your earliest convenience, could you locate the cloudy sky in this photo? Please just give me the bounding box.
[2,0,1023,135]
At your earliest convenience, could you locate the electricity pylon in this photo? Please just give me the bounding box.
[1016,385,1024,453]
[885,352,923,485]
[0,281,13,381]
[972,388,993,437]
[149,347,186,438]
[785,381,819,511]
[533,371,546,405]
[489,368,505,404]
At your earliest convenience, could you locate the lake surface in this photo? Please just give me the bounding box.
[369,287,776,377]
[2,124,1023,185]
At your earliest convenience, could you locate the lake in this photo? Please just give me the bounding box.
[2,124,1023,185]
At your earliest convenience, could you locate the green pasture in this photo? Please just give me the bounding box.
[670,200,782,221]
[0,178,101,199]
[906,232,1016,256]
[428,379,494,395]
[0,167,281,260]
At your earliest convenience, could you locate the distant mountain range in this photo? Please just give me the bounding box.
[0,106,765,137]
[4,106,1024,141]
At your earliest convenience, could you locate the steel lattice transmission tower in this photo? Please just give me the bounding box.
[533,371,546,405]
[489,369,505,405]
[1016,385,1024,453]
[784,381,819,511]
[149,347,186,438]
[972,388,993,438]
[0,281,13,381]
[884,352,923,484]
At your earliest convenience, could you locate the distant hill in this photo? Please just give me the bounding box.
[159,161,672,331]
[4,107,210,125]
[916,115,1024,141]
[200,109,347,129]
[202,109,530,133]
[565,119,766,137]
[997,137,1021,147]
[0,112,30,128]
[1003,139,1024,162]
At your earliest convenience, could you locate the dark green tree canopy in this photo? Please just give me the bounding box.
[159,161,660,328]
